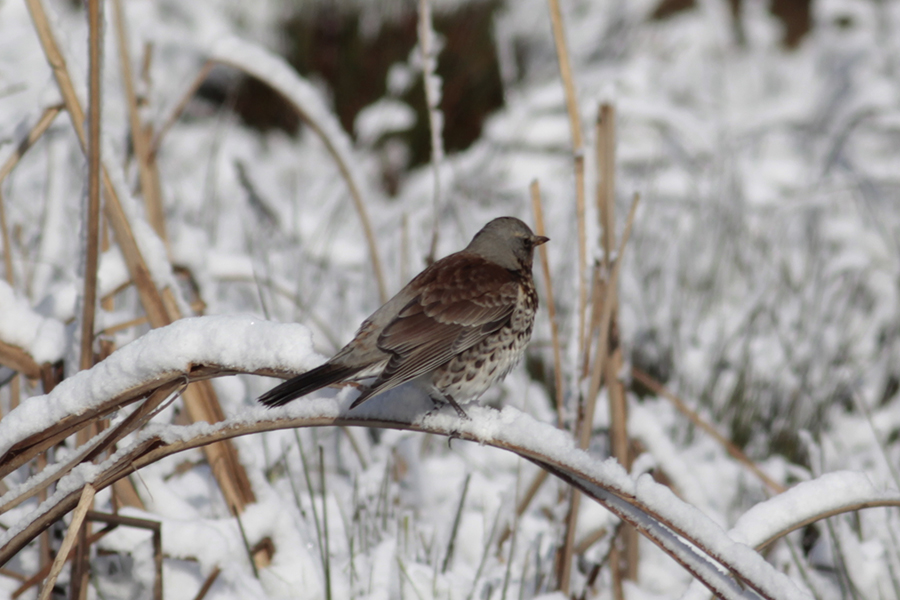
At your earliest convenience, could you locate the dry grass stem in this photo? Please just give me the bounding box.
[574,525,609,555]
[80,0,103,375]
[581,193,640,450]
[631,368,786,494]
[11,513,115,599]
[556,487,581,591]
[0,190,13,287]
[0,102,65,414]
[0,337,43,379]
[546,0,587,376]
[25,0,170,327]
[497,468,548,550]
[442,472,471,573]
[0,105,63,185]
[595,103,638,584]
[192,566,221,600]
[418,0,443,263]
[530,181,565,425]
[562,192,639,593]
[98,314,149,337]
[112,0,167,243]
[36,484,95,600]
[149,61,214,158]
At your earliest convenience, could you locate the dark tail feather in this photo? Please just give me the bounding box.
[258,363,361,407]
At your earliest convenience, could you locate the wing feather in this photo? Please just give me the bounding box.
[351,253,520,406]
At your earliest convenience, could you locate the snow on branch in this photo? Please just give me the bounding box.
[0,316,861,600]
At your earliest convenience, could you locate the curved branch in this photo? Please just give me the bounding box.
[3,381,801,600]
[2,316,891,599]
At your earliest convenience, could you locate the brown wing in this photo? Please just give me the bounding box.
[350,252,519,406]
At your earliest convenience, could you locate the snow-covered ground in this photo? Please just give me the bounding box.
[2,0,900,598]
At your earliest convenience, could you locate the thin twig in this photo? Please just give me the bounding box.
[209,43,388,302]
[340,426,368,470]
[0,106,64,417]
[12,521,116,599]
[442,472,471,573]
[319,446,333,600]
[234,505,260,578]
[296,432,332,600]
[466,504,503,600]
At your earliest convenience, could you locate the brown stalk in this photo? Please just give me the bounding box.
[80,0,103,375]
[24,0,169,327]
[0,105,63,185]
[581,193,639,450]
[546,0,587,374]
[112,0,167,244]
[559,193,639,592]
[86,511,163,600]
[495,181,564,551]
[11,522,116,598]
[596,104,638,584]
[0,568,27,582]
[574,525,609,555]
[529,181,565,423]
[0,339,42,380]
[631,368,786,494]
[25,0,265,550]
[0,105,63,411]
[36,484,95,600]
[192,566,221,600]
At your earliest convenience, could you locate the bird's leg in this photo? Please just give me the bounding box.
[428,392,470,420]
[444,395,470,420]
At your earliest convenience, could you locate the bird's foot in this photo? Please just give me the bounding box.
[447,429,463,449]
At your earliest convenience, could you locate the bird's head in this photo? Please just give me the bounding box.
[466,217,549,272]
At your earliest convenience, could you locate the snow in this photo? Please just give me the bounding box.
[0,316,317,458]
[0,280,66,364]
[3,0,900,598]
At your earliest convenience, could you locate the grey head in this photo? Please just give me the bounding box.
[464,217,549,271]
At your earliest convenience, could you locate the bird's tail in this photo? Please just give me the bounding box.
[258,363,361,407]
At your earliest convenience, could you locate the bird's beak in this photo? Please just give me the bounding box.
[533,235,550,246]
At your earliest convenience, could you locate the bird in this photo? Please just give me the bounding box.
[258,216,549,418]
